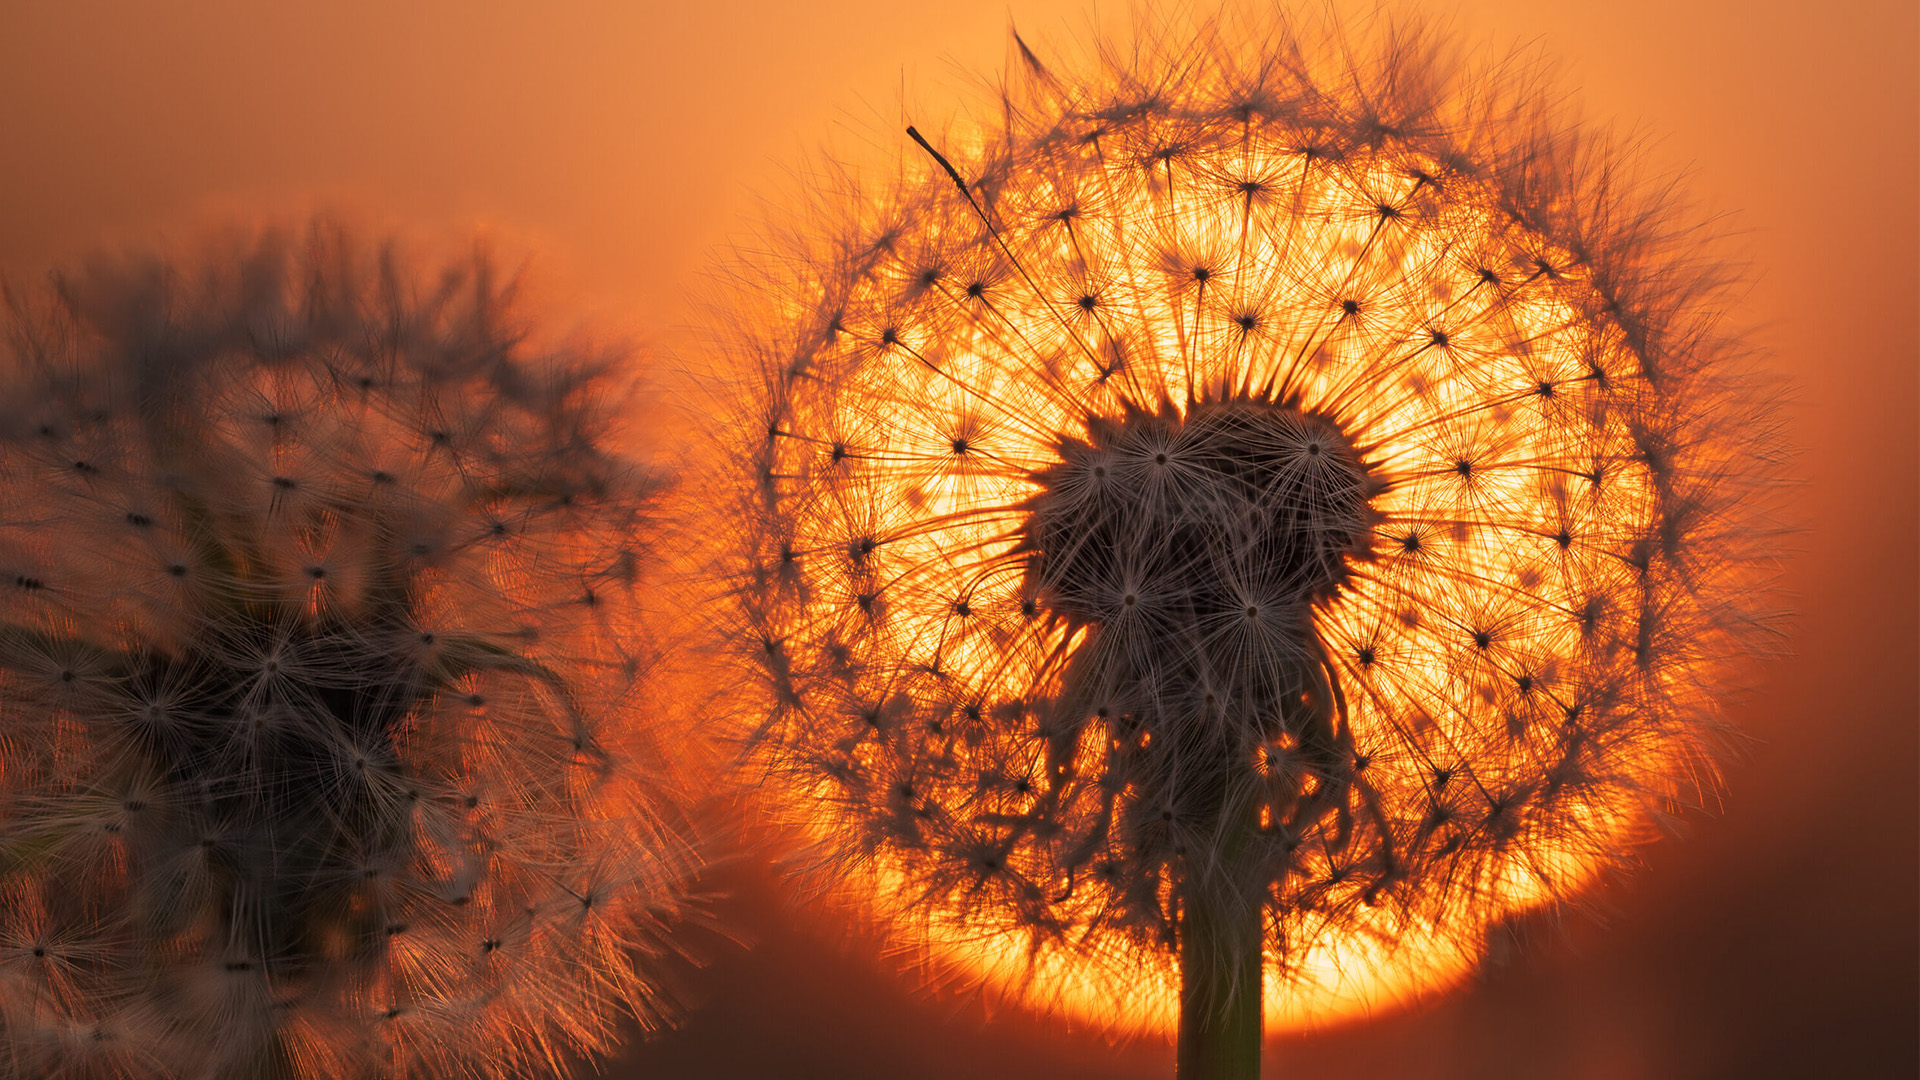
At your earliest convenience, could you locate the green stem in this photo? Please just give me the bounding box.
[1176,856,1264,1080]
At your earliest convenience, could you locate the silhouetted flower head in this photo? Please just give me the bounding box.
[715,8,1781,1033]
[0,224,700,1078]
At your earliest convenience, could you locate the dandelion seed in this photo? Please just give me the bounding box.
[0,222,701,1079]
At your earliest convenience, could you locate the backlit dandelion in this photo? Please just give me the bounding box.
[715,8,1780,1078]
[0,224,700,1079]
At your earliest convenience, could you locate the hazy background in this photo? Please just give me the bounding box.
[2,1,1913,1077]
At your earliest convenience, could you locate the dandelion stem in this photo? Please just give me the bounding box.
[1170,711,1267,1080]
[1177,822,1265,1080]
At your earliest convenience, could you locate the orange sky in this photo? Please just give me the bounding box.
[2,2,1913,1077]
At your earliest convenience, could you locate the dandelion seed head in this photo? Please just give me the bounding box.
[0,222,699,1077]
[715,5,1781,1036]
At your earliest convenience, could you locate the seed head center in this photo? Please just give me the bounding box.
[1028,401,1374,628]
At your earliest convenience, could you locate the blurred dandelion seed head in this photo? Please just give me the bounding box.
[718,6,1782,1035]
[0,222,700,1078]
